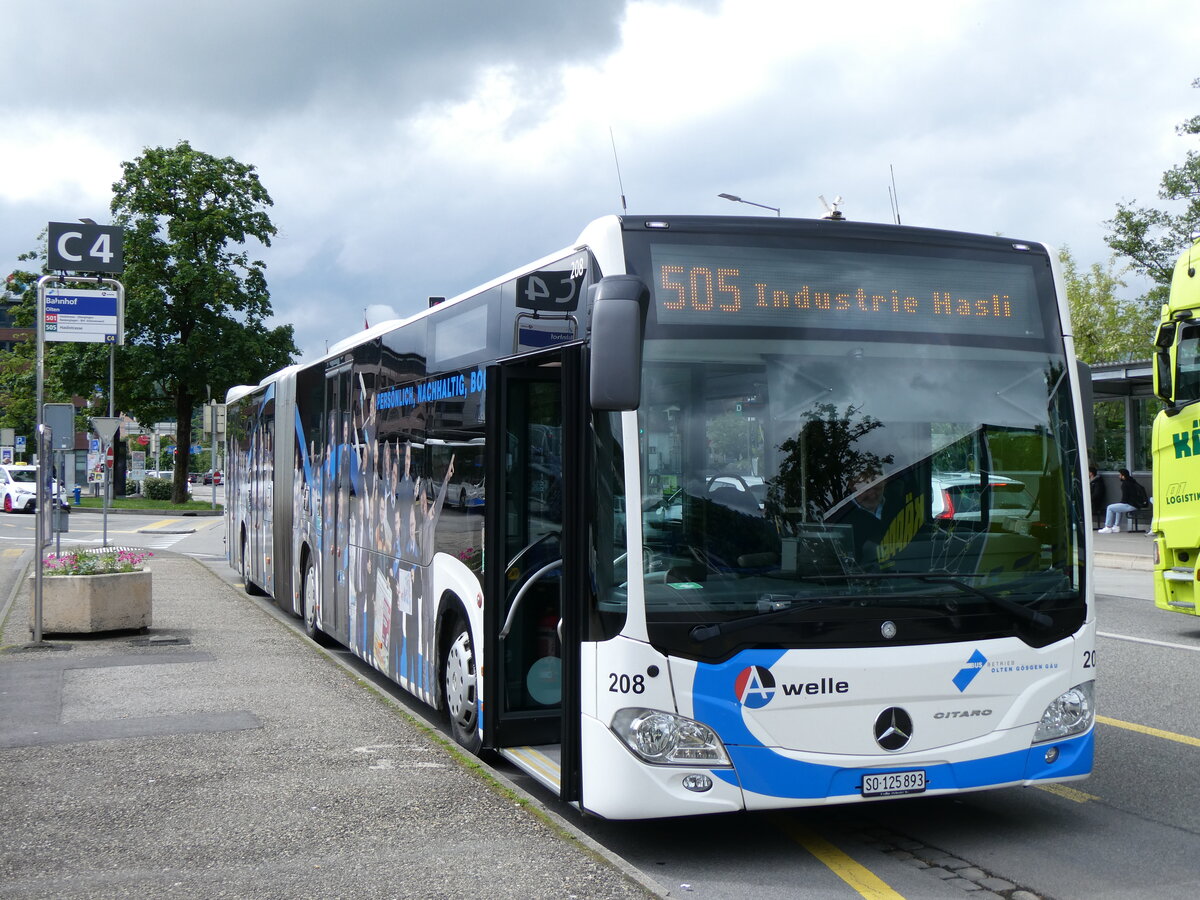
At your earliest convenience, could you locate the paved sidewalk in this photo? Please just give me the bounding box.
[0,554,660,900]
[1092,527,1155,571]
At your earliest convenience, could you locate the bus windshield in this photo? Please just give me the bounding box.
[619,230,1086,660]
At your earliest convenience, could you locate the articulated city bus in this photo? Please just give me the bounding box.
[227,214,1095,819]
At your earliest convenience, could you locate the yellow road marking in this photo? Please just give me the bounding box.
[505,746,561,789]
[3,547,23,557]
[142,518,181,530]
[1035,783,1097,803]
[1097,714,1200,748]
[772,817,906,900]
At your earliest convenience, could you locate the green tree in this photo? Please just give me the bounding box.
[766,403,893,521]
[0,268,39,442]
[706,410,762,469]
[0,260,82,450]
[1106,77,1200,308]
[52,141,297,502]
[1058,246,1150,364]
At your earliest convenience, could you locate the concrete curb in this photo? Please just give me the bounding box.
[1,550,32,634]
[71,507,223,517]
[1095,551,1153,571]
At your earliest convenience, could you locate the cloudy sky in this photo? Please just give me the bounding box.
[3,0,1198,363]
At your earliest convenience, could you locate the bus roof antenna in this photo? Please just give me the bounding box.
[609,126,628,213]
[819,195,845,220]
[889,165,902,225]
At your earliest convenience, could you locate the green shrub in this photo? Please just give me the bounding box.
[144,477,174,501]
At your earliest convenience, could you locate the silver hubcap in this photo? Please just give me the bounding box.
[445,631,477,728]
[304,567,317,631]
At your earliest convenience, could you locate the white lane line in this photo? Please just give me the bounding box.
[1097,631,1200,653]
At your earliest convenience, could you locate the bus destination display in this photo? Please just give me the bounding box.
[650,243,1046,339]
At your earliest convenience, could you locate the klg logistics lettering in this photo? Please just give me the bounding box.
[1164,481,1200,505]
[1171,420,1200,459]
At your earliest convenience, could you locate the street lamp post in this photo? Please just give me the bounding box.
[718,193,780,216]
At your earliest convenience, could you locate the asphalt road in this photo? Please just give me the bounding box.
[5,515,1198,899]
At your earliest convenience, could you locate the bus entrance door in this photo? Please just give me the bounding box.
[484,346,584,804]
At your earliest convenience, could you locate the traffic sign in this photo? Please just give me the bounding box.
[47,222,123,274]
[91,417,121,443]
[44,402,75,451]
[105,446,114,469]
[44,288,121,344]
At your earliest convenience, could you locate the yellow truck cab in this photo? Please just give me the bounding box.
[1151,235,1200,614]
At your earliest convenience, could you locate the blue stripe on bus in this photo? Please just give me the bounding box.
[689,648,1094,800]
[295,407,314,486]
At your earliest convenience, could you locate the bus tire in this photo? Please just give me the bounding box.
[240,528,267,596]
[442,609,482,754]
[301,555,331,646]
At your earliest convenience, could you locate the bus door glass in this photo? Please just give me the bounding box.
[323,364,352,638]
[484,347,584,793]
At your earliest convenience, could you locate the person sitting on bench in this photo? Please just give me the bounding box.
[1098,469,1147,533]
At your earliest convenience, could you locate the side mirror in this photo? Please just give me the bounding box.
[589,275,649,411]
[1153,320,1177,403]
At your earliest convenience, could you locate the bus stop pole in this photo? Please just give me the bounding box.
[102,444,110,547]
[31,277,51,646]
[106,343,114,545]
[211,401,217,511]
[32,426,48,645]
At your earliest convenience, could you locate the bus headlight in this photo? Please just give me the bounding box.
[1033,681,1095,743]
[611,708,731,766]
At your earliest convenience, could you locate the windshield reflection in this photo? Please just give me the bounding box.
[633,338,1085,658]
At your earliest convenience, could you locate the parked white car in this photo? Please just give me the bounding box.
[931,472,1034,523]
[0,464,68,513]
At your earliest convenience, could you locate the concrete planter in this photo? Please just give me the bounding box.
[31,568,153,634]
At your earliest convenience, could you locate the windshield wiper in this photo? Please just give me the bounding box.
[802,572,1054,630]
[916,574,1053,629]
[689,597,842,643]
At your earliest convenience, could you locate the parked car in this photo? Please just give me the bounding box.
[931,472,1034,523]
[187,472,201,483]
[0,464,68,513]
[707,474,766,510]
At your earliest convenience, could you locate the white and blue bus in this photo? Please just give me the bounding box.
[227,214,1095,819]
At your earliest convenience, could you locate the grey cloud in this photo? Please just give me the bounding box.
[4,1,630,118]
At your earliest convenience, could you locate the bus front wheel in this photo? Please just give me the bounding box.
[443,611,482,753]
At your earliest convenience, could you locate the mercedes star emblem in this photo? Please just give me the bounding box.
[874,707,914,751]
